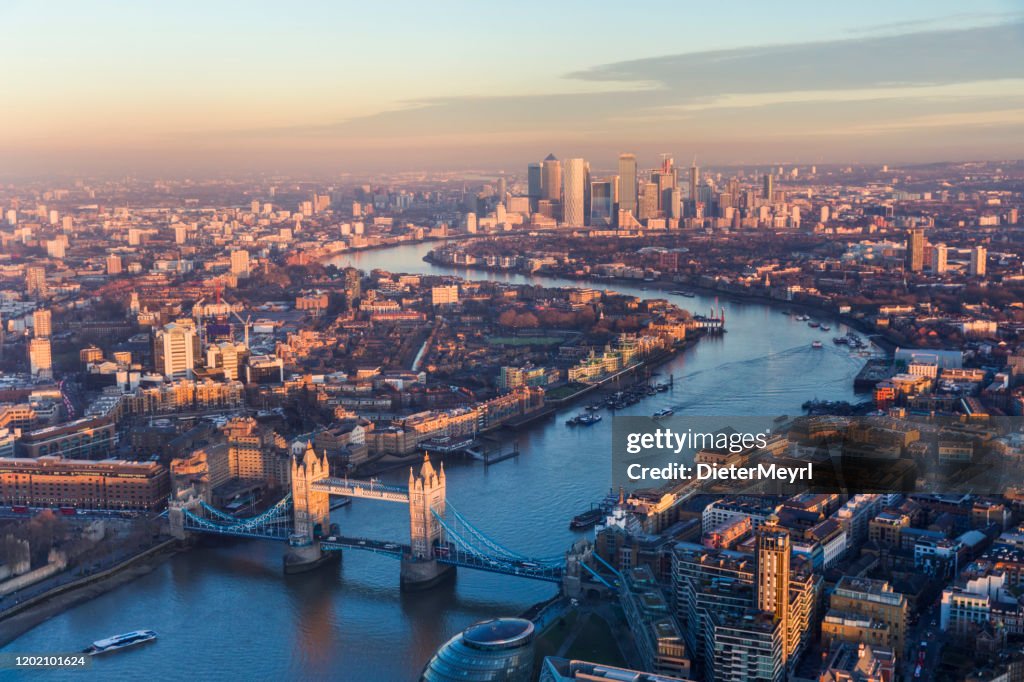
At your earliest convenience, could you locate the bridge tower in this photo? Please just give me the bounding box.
[401,454,455,589]
[284,442,335,574]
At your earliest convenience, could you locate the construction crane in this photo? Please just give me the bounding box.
[231,310,253,348]
[192,296,206,346]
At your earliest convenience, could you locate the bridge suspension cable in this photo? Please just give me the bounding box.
[437,504,563,566]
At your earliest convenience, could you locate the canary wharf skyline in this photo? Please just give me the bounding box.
[2,0,1023,174]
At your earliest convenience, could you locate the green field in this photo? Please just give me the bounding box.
[544,383,589,401]
[564,614,626,666]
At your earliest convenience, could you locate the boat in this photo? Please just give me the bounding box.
[795,314,810,321]
[811,341,823,349]
[653,408,675,419]
[833,337,847,345]
[820,325,831,332]
[569,507,604,530]
[577,413,602,425]
[655,382,670,392]
[83,631,157,656]
[808,321,820,328]
[566,415,581,426]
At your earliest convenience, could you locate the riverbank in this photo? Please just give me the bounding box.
[0,539,180,648]
[424,249,894,357]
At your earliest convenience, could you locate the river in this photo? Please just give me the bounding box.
[2,241,873,681]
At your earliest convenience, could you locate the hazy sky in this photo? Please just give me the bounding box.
[2,0,1023,175]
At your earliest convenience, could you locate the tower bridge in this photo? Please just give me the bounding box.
[169,443,567,589]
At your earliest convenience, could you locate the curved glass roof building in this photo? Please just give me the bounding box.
[421,617,535,681]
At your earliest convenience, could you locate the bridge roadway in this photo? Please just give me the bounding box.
[318,537,563,583]
[311,478,410,503]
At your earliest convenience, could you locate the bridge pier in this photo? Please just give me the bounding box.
[284,541,339,575]
[168,492,201,540]
[400,557,455,591]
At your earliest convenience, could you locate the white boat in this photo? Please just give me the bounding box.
[811,341,823,349]
[83,630,158,656]
[653,408,675,419]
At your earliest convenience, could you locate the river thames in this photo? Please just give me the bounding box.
[3,241,874,680]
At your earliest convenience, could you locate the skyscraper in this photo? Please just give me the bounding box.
[527,163,542,213]
[688,160,699,202]
[756,516,790,620]
[971,245,987,277]
[618,153,638,217]
[756,516,802,671]
[638,182,659,221]
[905,229,925,272]
[589,180,614,227]
[668,188,682,221]
[541,154,561,202]
[562,158,588,227]
[762,173,773,201]
[106,253,123,275]
[154,321,199,379]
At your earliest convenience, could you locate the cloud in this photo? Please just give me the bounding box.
[566,21,1024,96]
[236,20,1024,146]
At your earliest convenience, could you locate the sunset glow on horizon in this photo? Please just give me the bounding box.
[2,0,1023,175]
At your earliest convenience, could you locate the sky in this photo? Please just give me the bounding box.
[1,0,1023,175]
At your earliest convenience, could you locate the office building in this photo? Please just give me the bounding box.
[421,618,535,682]
[225,417,291,488]
[590,180,614,227]
[17,417,117,459]
[639,182,659,221]
[206,342,248,380]
[818,642,895,682]
[822,576,908,658]
[688,161,699,202]
[762,173,773,201]
[527,162,543,213]
[154,321,199,379]
[539,657,685,681]
[619,153,638,216]
[542,153,561,202]
[562,158,588,226]
[620,566,692,678]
